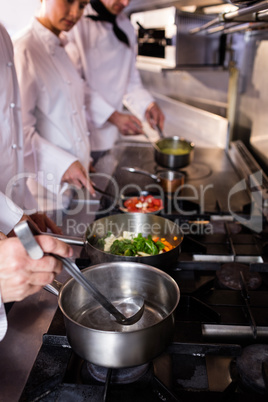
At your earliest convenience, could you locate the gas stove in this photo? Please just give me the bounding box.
[20,225,268,401]
[19,252,268,401]
[17,142,268,401]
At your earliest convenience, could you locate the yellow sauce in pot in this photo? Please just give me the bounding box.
[160,147,190,155]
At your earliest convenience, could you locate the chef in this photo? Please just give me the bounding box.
[0,21,62,234]
[66,0,165,164]
[13,0,95,212]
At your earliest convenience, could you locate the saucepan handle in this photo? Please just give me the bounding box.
[44,279,62,297]
[121,166,158,181]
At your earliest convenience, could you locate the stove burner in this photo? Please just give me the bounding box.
[85,362,150,384]
[216,262,262,290]
[179,162,212,181]
[140,157,212,182]
[230,344,268,395]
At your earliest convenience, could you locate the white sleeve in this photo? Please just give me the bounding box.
[0,291,7,342]
[0,192,23,235]
[14,45,77,188]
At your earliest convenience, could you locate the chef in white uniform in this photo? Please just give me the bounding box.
[0,22,62,234]
[0,22,73,341]
[13,0,95,211]
[67,0,165,163]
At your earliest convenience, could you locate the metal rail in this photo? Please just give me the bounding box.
[190,0,268,34]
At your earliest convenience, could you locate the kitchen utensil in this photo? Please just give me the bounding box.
[35,214,183,270]
[119,192,164,214]
[155,124,165,139]
[43,261,180,368]
[84,213,183,270]
[143,132,161,152]
[154,136,194,169]
[14,220,144,326]
[121,166,185,193]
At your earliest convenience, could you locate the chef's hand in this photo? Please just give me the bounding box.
[145,102,165,131]
[0,236,73,303]
[108,111,143,135]
[0,232,7,240]
[61,160,96,196]
[28,212,63,234]
[7,213,63,237]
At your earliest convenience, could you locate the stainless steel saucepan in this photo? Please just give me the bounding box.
[154,136,194,169]
[46,261,180,368]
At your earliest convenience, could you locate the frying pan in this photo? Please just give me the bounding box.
[154,136,194,169]
[47,214,183,271]
[93,186,164,214]
[45,261,180,368]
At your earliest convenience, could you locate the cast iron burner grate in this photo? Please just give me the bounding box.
[227,344,268,398]
[85,362,150,384]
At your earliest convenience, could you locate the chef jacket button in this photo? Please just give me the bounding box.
[77,137,82,142]
[66,80,71,85]
[7,61,13,67]
[12,182,19,187]
[72,110,77,115]
[10,102,16,108]
[11,144,17,149]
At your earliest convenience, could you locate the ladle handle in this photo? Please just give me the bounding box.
[143,132,161,152]
[54,255,128,323]
[155,124,165,139]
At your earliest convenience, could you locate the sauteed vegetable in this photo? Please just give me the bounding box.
[123,194,163,213]
[97,231,175,257]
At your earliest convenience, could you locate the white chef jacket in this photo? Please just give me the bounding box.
[13,19,91,207]
[0,23,27,235]
[0,22,27,341]
[67,4,154,152]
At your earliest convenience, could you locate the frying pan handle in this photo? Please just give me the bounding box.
[39,232,85,247]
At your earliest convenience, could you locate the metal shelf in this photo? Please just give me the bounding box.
[190,0,268,34]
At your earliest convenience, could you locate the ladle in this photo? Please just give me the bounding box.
[155,124,165,139]
[14,220,145,325]
[143,132,161,152]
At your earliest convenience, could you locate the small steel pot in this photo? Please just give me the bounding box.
[46,262,180,368]
[154,136,194,169]
[121,167,185,194]
[154,170,185,193]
